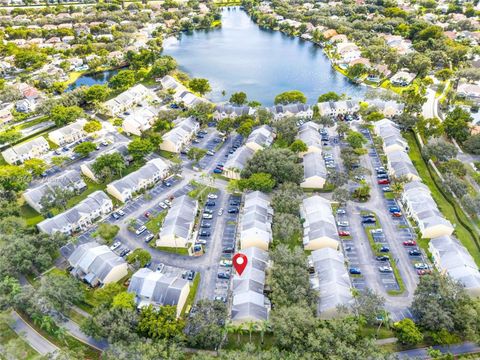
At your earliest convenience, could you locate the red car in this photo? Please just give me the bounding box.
[417,269,433,276]
[403,240,417,246]
[144,212,151,218]
[378,179,390,185]
[338,230,350,237]
[391,212,402,217]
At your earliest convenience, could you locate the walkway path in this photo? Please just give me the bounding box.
[61,318,108,351]
[396,341,480,359]
[10,310,59,356]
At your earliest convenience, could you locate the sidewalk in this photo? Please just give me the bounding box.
[10,310,59,356]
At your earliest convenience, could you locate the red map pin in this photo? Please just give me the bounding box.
[233,253,248,276]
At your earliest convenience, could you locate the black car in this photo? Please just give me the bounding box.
[362,218,376,224]
[200,222,211,228]
[380,246,390,253]
[217,273,230,279]
[200,230,211,237]
[377,174,389,179]
[223,247,234,253]
[227,207,239,213]
[361,213,375,219]
[206,201,216,207]
[187,271,195,281]
[376,255,390,262]
[230,201,240,206]
[409,249,421,256]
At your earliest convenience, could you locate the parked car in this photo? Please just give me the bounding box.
[376,256,390,262]
[119,248,130,257]
[223,247,234,253]
[217,273,230,279]
[337,221,349,227]
[378,266,393,273]
[362,218,376,224]
[214,296,227,303]
[213,168,223,174]
[389,206,401,213]
[227,207,239,213]
[159,202,168,209]
[218,208,224,216]
[200,230,211,237]
[164,199,172,207]
[337,209,346,215]
[377,174,389,179]
[203,209,213,214]
[202,214,213,219]
[111,212,120,220]
[378,179,390,185]
[370,228,383,234]
[230,201,240,206]
[156,263,165,273]
[391,212,402,217]
[117,209,125,216]
[135,226,147,235]
[144,233,154,243]
[417,269,433,276]
[380,246,390,253]
[220,259,232,267]
[349,268,361,275]
[208,194,218,199]
[206,150,215,156]
[196,239,207,245]
[110,241,121,251]
[144,212,151,218]
[403,240,417,246]
[206,201,216,207]
[338,230,350,237]
[382,186,392,192]
[187,271,195,280]
[414,263,429,270]
[409,249,421,256]
[201,222,211,228]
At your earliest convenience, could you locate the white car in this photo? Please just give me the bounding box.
[164,199,172,207]
[378,266,393,273]
[208,194,218,199]
[337,221,349,227]
[218,208,224,216]
[156,263,165,273]
[202,213,213,219]
[370,229,383,234]
[414,263,429,270]
[337,209,346,215]
[110,241,121,251]
[117,209,125,216]
[135,226,147,235]
[196,239,207,245]
[159,202,168,209]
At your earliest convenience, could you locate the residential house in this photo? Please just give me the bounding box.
[2,136,50,165]
[297,121,322,155]
[390,70,416,87]
[301,152,327,189]
[37,191,113,235]
[369,100,404,118]
[232,246,270,323]
[457,82,480,103]
[373,118,408,154]
[122,105,159,136]
[385,149,420,181]
[15,99,36,113]
[300,195,339,251]
[309,248,354,318]
[317,100,359,117]
[240,191,273,251]
[107,158,168,203]
[104,84,159,117]
[159,117,199,153]
[401,181,454,238]
[68,241,128,287]
[48,119,87,146]
[23,169,86,213]
[156,195,198,248]
[160,75,207,107]
[0,102,14,125]
[429,235,480,297]
[245,125,275,152]
[268,103,313,120]
[213,104,253,120]
[128,268,190,317]
[223,146,255,180]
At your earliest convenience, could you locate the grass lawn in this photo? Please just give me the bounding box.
[158,150,181,163]
[181,273,200,317]
[154,246,189,255]
[383,192,395,200]
[358,325,395,340]
[188,180,218,203]
[65,179,105,209]
[145,211,167,234]
[0,316,38,360]
[19,200,44,226]
[15,116,49,131]
[405,132,480,266]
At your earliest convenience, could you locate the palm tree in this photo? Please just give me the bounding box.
[225,322,238,345]
[258,320,270,345]
[246,321,257,343]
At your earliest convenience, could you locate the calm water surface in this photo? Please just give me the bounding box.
[67,69,118,91]
[163,7,366,105]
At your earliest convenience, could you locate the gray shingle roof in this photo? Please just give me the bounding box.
[303,152,327,180]
[159,195,198,239]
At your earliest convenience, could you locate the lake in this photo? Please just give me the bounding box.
[163,7,366,106]
[67,69,118,91]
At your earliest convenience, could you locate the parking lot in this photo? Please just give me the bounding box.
[212,194,241,301]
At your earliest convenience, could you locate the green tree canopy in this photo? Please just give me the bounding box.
[189,78,211,95]
[317,91,341,103]
[50,105,84,127]
[83,120,102,133]
[23,158,47,176]
[128,138,154,161]
[394,318,424,345]
[443,107,472,143]
[94,223,120,245]
[127,248,152,268]
[74,141,97,157]
[92,152,126,181]
[109,70,136,92]
[238,172,276,193]
[274,90,307,105]
[229,92,247,105]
